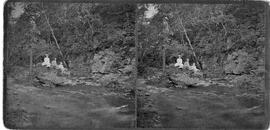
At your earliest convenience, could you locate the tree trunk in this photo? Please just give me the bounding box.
[162,45,166,74]
[43,11,69,68]
[179,18,202,70]
[133,7,138,128]
[29,46,33,83]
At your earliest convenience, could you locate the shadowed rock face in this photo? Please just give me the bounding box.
[91,49,120,73]
[224,50,255,75]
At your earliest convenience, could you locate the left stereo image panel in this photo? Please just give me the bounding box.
[4,2,137,129]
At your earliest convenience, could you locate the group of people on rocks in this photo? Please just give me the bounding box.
[174,54,199,73]
[41,54,67,73]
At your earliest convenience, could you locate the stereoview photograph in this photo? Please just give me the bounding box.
[4,1,268,129]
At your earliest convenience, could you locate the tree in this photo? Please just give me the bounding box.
[5,2,136,74]
[137,3,265,77]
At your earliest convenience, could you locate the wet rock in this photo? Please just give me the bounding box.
[85,81,101,86]
[44,105,52,109]
[170,73,212,88]
[145,93,150,96]
[34,71,81,87]
[99,73,120,86]
[176,85,187,89]
[119,65,134,74]
[194,81,211,87]
[176,106,184,110]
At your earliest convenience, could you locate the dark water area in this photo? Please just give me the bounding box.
[104,95,135,115]
[137,82,266,128]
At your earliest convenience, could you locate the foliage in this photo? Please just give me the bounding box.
[5,2,266,79]
[137,3,265,78]
[5,2,135,73]
[91,49,121,73]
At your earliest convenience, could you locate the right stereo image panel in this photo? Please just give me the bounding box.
[136,3,268,129]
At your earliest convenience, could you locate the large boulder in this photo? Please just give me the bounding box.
[33,71,75,87]
[91,49,120,73]
[224,50,255,75]
[98,73,120,86]
[119,59,135,74]
[169,72,212,88]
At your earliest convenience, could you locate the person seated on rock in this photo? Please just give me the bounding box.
[183,58,190,69]
[67,60,73,69]
[51,58,58,68]
[190,63,199,73]
[174,55,184,69]
[41,54,51,68]
[57,62,66,73]
[57,62,70,76]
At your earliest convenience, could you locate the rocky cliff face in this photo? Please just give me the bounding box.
[91,49,120,73]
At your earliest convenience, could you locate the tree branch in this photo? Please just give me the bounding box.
[42,3,68,68]
[179,18,202,70]
[221,22,227,36]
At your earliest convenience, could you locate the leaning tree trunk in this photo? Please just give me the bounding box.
[43,11,69,68]
[162,45,166,73]
[133,7,138,128]
[179,18,202,70]
[29,45,33,80]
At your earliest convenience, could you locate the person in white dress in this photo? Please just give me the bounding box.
[183,58,190,69]
[174,55,184,69]
[190,63,199,73]
[51,58,58,68]
[58,62,70,75]
[57,62,66,73]
[41,54,51,68]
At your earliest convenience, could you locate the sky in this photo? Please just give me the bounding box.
[11,3,159,19]
[11,2,24,18]
[144,4,158,19]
